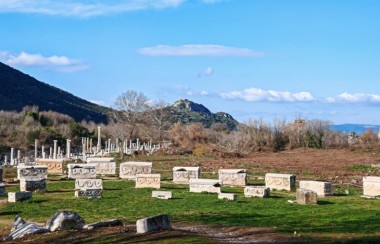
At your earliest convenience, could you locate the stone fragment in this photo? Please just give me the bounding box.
[152,191,172,199]
[244,186,270,198]
[67,164,97,179]
[20,179,46,192]
[189,179,222,194]
[35,159,64,174]
[363,176,380,197]
[296,188,318,205]
[8,191,32,203]
[45,211,85,232]
[265,173,296,191]
[299,181,333,196]
[75,189,102,199]
[75,179,103,190]
[3,216,48,241]
[136,214,171,233]
[218,193,237,201]
[172,167,200,184]
[218,169,247,186]
[119,162,152,179]
[17,165,48,180]
[135,174,161,189]
[82,219,123,230]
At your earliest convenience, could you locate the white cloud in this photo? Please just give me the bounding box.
[0,0,186,17]
[198,67,214,77]
[220,87,316,103]
[326,92,380,103]
[0,51,88,72]
[175,85,210,97]
[138,45,264,57]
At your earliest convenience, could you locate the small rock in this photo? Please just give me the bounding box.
[45,211,85,232]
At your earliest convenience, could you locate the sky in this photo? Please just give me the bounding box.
[0,0,380,125]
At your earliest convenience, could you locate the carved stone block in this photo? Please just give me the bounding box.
[35,159,64,174]
[265,173,295,191]
[218,169,247,186]
[299,181,333,196]
[17,166,48,180]
[189,179,222,194]
[8,191,33,203]
[363,176,380,197]
[20,179,46,192]
[75,189,102,199]
[86,157,116,175]
[218,193,237,201]
[135,174,160,189]
[244,186,270,198]
[119,162,152,180]
[296,188,318,204]
[136,214,171,233]
[172,167,200,184]
[67,164,97,179]
[152,191,172,199]
[75,179,103,190]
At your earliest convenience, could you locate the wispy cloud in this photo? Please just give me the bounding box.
[175,85,210,97]
[220,87,316,103]
[326,92,380,103]
[198,67,214,77]
[138,45,265,57]
[0,0,186,17]
[0,51,88,72]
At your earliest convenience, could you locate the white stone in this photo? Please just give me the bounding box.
[299,181,333,196]
[136,214,171,233]
[244,186,270,198]
[189,179,222,194]
[218,193,236,201]
[67,164,97,179]
[17,165,48,180]
[296,188,318,204]
[86,157,116,175]
[152,191,172,199]
[363,176,380,197]
[172,166,200,184]
[135,174,160,189]
[8,191,32,203]
[218,169,247,186]
[75,179,103,190]
[265,173,295,191]
[20,179,46,192]
[119,162,152,179]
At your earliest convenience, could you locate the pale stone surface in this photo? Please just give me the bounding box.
[75,179,103,190]
[172,167,200,184]
[8,191,32,203]
[67,164,97,179]
[4,216,48,241]
[152,191,172,199]
[218,169,247,186]
[265,173,296,191]
[299,181,333,196]
[189,179,222,194]
[296,189,318,204]
[0,182,5,196]
[86,157,116,175]
[136,214,171,233]
[244,186,270,198]
[119,162,152,179]
[218,193,237,201]
[363,176,380,197]
[45,211,85,232]
[135,174,161,189]
[75,189,102,198]
[20,179,46,192]
[35,159,64,174]
[17,165,48,180]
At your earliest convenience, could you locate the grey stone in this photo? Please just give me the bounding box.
[4,215,48,241]
[299,181,333,196]
[82,219,123,230]
[152,191,172,199]
[296,188,318,205]
[265,173,296,191]
[218,193,237,201]
[45,211,85,232]
[8,191,32,203]
[20,178,46,192]
[189,179,222,194]
[136,214,171,233]
[75,189,102,199]
[0,182,5,196]
[244,186,270,198]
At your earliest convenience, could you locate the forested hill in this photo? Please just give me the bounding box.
[0,62,108,123]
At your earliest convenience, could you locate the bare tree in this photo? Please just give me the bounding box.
[144,99,171,141]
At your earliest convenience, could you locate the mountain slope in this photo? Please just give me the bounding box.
[168,99,239,130]
[0,62,108,123]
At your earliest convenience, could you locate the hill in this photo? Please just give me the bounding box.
[168,99,239,130]
[0,62,108,123]
[331,124,380,135]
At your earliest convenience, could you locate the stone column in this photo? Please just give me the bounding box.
[4,155,7,165]
[137,138,140,151]
[34,139,38,159]
[49,147,53,159]
[17,150,21,159]
[53,140,58,159]
[97,126,101,152]
[108,139,111,152]
[42,145,45,159]
[89,139,93,153]
[10,148,14,165]
[82,142,86,161]
[86,138,89,152]
[66,139,71,159]
[57,147,61,158]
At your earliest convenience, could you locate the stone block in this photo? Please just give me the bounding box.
[172,167,200,184]
[152,191,172,199]
[75,189,102,199]
[0,166,3,181]
[244,186,270,198]
[363,176,380,197]
[20,179,46,192]
[119,162,152,179]
[136,214,171,233]
[0,182,5,196]
[75,179,103,190]
[218,169,247,186]
[86,157,116,175]
[67,164,97,179]
[8,191,32,203]
[296,188,317,204]
[135,174,160,189]
[35,159,64,174]
[189,179,221,194]
[218,193,237,201]
[17,165,48,180]
[265,173,296,191]
[299,181,333,196]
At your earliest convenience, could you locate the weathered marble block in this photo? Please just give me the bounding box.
[172,167,200,184]
[35,159,64,174]
[75,189,102,199]
[75,179,103,190]
[189,179,222,194]
[218,169,247,186]
[297,188,318,204]
[299,181,333,196]
[8,191,32,203]
[86,157,116,175]
[136,214,171,233]
[363,176,380,197]
[119,162,152,180]
[218,193,237,201]
[20,179,46,192]
[17,165,48,180]
[265,173,296,191]
[67,164,97,179]
[135,174,161,189]
[244,186,270,198]
[0,182,5,196]
[152,191,172,200]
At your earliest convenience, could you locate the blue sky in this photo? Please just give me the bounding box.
[0,0,379,124]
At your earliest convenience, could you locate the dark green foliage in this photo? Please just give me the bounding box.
[39,114,53,127]
[27,111,39,121]
[26,129,41,145]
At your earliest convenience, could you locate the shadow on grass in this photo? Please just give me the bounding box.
[103,188,122,191]
[317,200,334,205]
[0,211,20,216]
[47,190,73,193]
